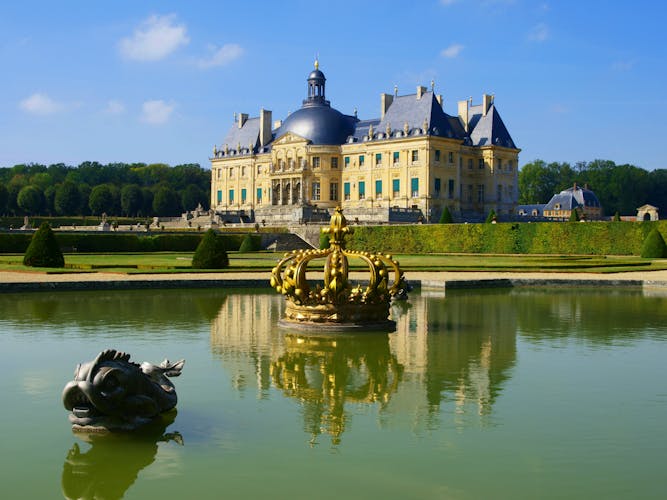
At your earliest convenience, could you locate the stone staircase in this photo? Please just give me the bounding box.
[264,233,313,251]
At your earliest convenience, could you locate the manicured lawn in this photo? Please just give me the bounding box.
[0,251,666,274]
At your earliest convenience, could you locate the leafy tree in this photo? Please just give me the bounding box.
[640,229,667,258]
[7,175,28,214]
[17,185,44,214]
[55,182,81,216]
[181,184,204,211]
[438,206,453,223]
[29,172,53,190]
[140,188,154,216]
[23,222,64,267]
[192,229,229,269]
[44,185,57,215]
[613,211,621,222]
[88,184,115,215]
[0,183,8,214]
[78,184,92,215]
[121,184,143,216]
[153,186,181,216]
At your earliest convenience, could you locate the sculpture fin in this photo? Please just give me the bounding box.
[159,359,185,377]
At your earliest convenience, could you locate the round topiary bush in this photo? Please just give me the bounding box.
[640,228,667,258]
[23,222,65,268]
[439,206,453,224]
[319,231,330,249]
[238,233,261,252]
[192,229,229,269]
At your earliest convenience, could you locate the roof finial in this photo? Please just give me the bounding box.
[314,54,319,70]
[431,79,435,91]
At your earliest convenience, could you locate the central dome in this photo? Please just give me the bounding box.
[276,106,357,145]
[274,62,357,145]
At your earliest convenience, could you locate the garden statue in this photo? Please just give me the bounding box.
[62,349,185,432]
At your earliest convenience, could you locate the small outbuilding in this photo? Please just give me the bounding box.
[636,204,659,221]
[543,183,603,221]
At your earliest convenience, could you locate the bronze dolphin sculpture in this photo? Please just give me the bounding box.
[62,349,184,431]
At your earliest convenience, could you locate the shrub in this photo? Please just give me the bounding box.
[192,229,229,269]
[438,206,453,224]
[613,211,621,222]
[640,228,667,258]
[569,209,580,222]
[319,231,330,249]
[485,209,497,224]
[23,223,64,268]
[238,234,261,252]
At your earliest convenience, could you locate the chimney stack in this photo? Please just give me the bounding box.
[436,94,443,107]
[238,113,249,128]
[482,94,494,116]
[458,99,469,132]
[259,109,272,147]
[416,85,427,99]
[381,93,394,119]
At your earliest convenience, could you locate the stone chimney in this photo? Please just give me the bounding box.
[416,85,427,99]
[458,99,469,132]
[482,94,494,116]
[273,119,282,129]
[238,113,248,128]
[259,109,272,147]
[381,93,394,119]
[435,94,443,108]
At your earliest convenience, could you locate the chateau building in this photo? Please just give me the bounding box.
[210,62,520,224]
[542,184,603,220]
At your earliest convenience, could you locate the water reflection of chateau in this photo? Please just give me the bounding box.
[210,291,518,443]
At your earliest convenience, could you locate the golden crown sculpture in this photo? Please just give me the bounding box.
[270,207,406,328]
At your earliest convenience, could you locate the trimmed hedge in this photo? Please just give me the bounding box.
[640,228,667,258]
[0,232,247,254]
[238,234,261,252]
[347,221,667,256]
[192,229,229,269]
[23,223,64,267]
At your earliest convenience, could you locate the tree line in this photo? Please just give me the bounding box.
[518,159,667,216]
[0,162,211,217]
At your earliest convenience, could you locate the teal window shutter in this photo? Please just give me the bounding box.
[344,182,350,195]
[217,190,222,203]
[229,189,234,203]
[392,179,400,192]
[375,180,382,194]
[359,181,365,196]
[257,188,262,200]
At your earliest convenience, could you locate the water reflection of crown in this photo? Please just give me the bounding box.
[270,207,406,328]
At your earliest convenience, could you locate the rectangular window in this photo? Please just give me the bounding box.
[448,179,454,199]
[241,188,247,204]
[375,153,382,165]
[344,182,351,201]
[256,188,262,204]
[468,158,473,169]
[508,160,513,171]
[217,190,222,203]
[448,152,454,163]
[229,189,235,204]
[375,180,383,198]
[392,179,400,198]
[477,184,485,203]
[434,150,441,162]
[497,184,502,202]
[344,156,350,167]
[434,178,441,195]
[359,181,366,200]
[411,150,418,162]
[312,182,320,201]
[312,157,320,168]
[467,184,473,203]
[330,182,338,201]
[393,151,400,163]
[331,157,338,169]
[411,178,419,198]
[479,159,485,169]
[359,155,365,166]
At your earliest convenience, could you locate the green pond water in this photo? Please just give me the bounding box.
[1,286,666,499]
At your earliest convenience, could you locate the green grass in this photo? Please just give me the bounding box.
[0,251,665,274]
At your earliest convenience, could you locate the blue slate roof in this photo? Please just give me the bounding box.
[221,117,261,153]
[469,104,516,148]
[544,186,601,211]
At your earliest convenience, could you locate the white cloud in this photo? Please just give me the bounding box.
[141,100,175,124]
[19,93,64,115]
[105,100,126,114]
[119,14,189,61]
[441,43,464,58]
[197,43,244,69]
[612,59,635,71]
[528,23,549,42]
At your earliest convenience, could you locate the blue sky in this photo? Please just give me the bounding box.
[1,0,665,170]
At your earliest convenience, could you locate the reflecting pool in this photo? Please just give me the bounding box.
[1,287,666,499]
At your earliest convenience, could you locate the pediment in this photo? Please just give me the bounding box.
[272,132,311,146]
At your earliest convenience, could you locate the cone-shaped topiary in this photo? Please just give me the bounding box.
[239,233,261,252]
[569,209,580,222]
[23,222,65,268]
[192,229,229,269]
[640,228,667,258]
[319,231,330,249]
[613,211,621,222]
[439,206,453,224]
[485,209,497,223]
